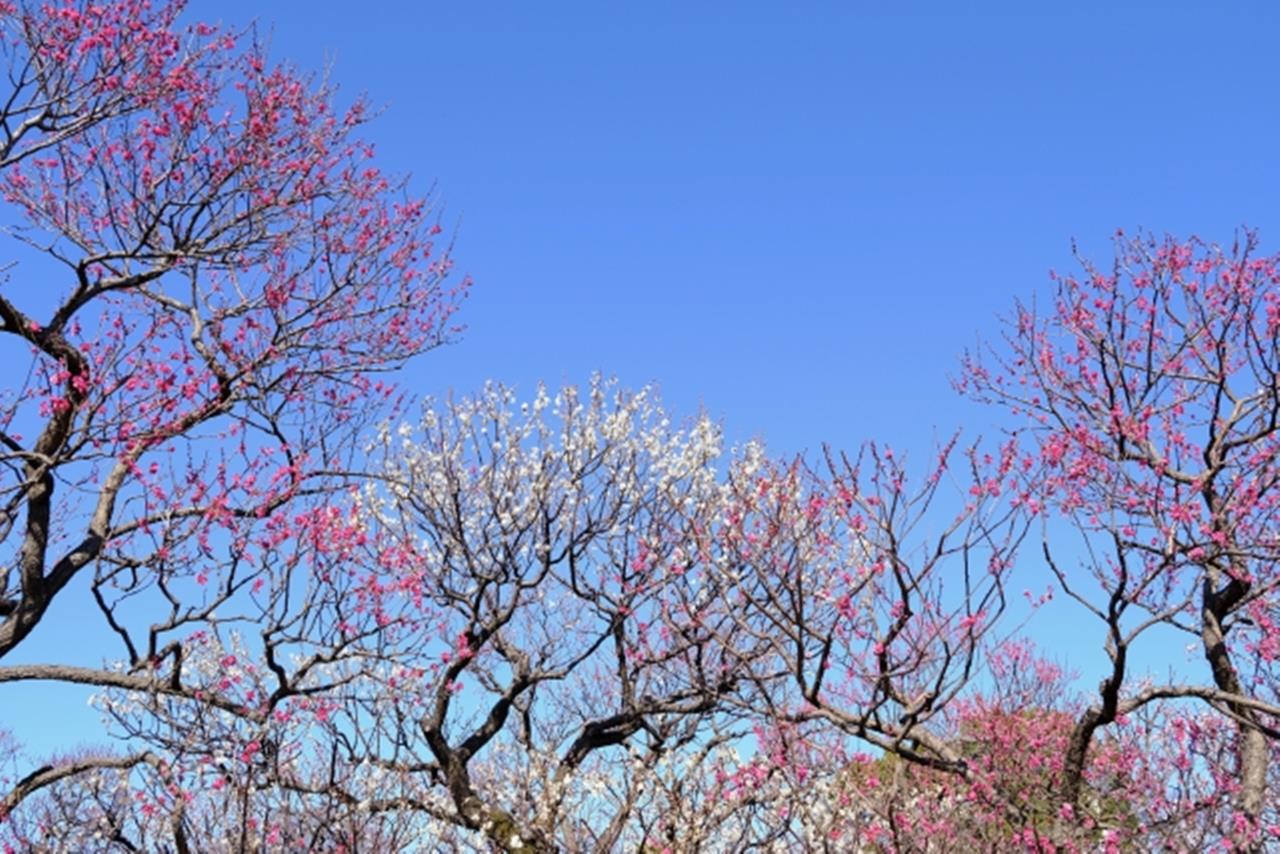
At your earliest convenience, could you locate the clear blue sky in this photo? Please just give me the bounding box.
[197,1,1280,457]
[10,1,1280,756]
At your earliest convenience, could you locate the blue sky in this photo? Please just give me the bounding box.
[9,2,1280,756]
[195,1,1280,458]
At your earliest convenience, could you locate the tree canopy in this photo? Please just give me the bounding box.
[0,2,1277,851]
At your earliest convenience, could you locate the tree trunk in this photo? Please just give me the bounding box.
[1203,579,1267,852]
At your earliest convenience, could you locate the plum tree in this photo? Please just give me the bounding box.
[0,1,463,846]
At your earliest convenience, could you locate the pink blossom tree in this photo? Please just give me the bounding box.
[700,231,1280,851]
[961,231,1280,850]
[719,438,1027,775]
[0,0,463,842]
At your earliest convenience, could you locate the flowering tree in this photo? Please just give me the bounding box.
[338,379,772,851]
[2,379,786,851]
[961,231,1280,849]
[0,0,463,842]
[719,438,1026,770]
[769,677,1276,852]
[691,231,1280,851]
